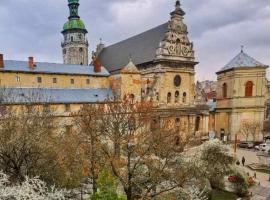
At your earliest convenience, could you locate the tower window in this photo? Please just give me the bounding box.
[167,92,172,103]
[70,79,75,84]
[222,83,228,98]
[175,91,180,103]
[245,81,253,97]
[37,77,42,83]
[79,48,83,52]
[183,92,187,103]
[53,78,57,84]
[86,79,90,84]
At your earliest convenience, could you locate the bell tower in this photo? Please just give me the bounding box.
[61,0,89,65]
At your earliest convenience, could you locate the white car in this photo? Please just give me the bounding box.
[257,143,270,151]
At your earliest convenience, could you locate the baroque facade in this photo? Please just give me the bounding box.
[0,0,209,137]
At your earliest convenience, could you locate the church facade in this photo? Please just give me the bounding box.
[0,0,213,138]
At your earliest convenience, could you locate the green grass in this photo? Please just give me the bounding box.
[210,190,237,200]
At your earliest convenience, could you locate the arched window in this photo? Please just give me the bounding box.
[245,81,253,97]
[183,92,187,103]
[222,83,228,98]
[167,92,172,103]
[195,116,200,131]
[129,94,135,103]
[175,91,180,103]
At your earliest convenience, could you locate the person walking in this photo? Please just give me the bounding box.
[242,156,246,166]
[253,172,256,179]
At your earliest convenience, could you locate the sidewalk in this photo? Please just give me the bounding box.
[233,148,270,188]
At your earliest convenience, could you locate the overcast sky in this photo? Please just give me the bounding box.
[0,0,269,80]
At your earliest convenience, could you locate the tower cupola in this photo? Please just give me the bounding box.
[61,0,89,65]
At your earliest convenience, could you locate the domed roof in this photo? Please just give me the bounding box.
[63,19,86,32]
[68,0,79,4]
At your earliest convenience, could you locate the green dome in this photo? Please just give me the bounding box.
[63,19,86,31]
[68,0,79,4]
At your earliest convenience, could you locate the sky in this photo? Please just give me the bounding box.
[0,0,270,80]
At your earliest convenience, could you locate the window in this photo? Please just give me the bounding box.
[174,75,181,87]
[86,79,90,85]
[37,77,42,83]
[222,83,228,98]
[79,47,83,52]
[183,92,187,103]
[150,118,160,131]
[175,136,180,146]
[71,36,73,42]
[167,92,172,103]
[156,92,159,101]
[70,79,74,84]
[175,118,180,127]
[65,125,72,134]
[63,49,66,54]
[53,78,57,84]
[195,116,200,131]
[245,81,253,97]
[15,76,20,82]
[128,117,136,131]
[175,91,180,103]
[43,104,50,112]
[129,94,135,103]
[65,104,71,112]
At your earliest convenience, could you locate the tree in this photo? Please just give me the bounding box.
[96,98,192,200]
[198,140,234,189]
[91,169,126,200]
[74,104,105,192]
[0,104,58,183]
[240,120,262,141]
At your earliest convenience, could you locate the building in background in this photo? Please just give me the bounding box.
[215,49,268,141]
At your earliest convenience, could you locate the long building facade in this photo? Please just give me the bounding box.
[0,1,209,138]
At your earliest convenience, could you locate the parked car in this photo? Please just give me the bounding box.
[237,142,253,149]
[256,143,270,152]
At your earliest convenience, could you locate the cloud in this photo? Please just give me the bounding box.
[0,0,269,80]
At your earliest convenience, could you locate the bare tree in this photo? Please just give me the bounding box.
[94,98,194,200]
[0,104,58,183]
[73,104,105,193]
[240,120,262,141]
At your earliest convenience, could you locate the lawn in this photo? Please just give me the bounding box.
[210,190,237,200]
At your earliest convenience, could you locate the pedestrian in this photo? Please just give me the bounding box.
[253,172,256,179]
[242,156,246,166]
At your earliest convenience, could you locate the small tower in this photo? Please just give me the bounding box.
[61,0,88,65]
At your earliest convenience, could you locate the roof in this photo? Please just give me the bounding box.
[98,23,168,72]
[1,60,110,76]
[217,51,267,73]
[121,59,139,74]
[0,88,113,104]
[63,19,86,32]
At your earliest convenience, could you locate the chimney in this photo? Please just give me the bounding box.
[93,59,101,73]
[0,54,4,68]
[28,56,34,69]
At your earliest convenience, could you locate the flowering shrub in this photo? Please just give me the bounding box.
[247,177,255,186]
[0,171,65,199]
[228,175,236,183]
